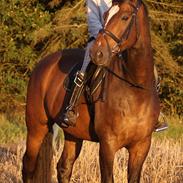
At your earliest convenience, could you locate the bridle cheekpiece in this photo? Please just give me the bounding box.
[100,0,142,55]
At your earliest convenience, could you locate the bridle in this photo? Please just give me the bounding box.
[98,0,146,89]
[100,0,142,55]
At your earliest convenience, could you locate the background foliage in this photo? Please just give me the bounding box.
[0,0,182,115]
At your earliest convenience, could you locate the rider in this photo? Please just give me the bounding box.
[62,0,113,127]
[62,0,168,132]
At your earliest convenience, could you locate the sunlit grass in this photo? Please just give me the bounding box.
[0,113,182,182]
[0,114,26,144]
[153,115,183,139]
[0,137,182,183]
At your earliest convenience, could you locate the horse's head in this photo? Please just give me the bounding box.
[90,0,142,66]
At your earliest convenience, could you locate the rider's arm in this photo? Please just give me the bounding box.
[87,0,112,38]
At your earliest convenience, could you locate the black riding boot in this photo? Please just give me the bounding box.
[63,71,85,127]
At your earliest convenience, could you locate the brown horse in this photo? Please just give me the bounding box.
[22,0,160,183]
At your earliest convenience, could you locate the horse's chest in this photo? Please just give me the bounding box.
[95,89,155,126]
[111,94,143,114]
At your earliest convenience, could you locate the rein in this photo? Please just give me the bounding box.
[105,65,145,89]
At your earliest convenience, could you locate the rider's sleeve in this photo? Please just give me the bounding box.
[87,0,113,38]
[87,0,104,38]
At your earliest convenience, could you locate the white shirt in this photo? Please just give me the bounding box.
[87,0,113,38]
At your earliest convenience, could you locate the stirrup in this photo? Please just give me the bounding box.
[154,122,168,132]
[154,112,168,132]
[63,107,79,127]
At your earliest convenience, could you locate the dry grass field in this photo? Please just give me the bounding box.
[0,113,182,183]
[0,136,182,183]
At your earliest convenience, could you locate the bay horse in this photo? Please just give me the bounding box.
[22,0,160,182]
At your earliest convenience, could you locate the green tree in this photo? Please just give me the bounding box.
[0,0,182,115]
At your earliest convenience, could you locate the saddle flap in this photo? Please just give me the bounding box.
[63,62,83,91]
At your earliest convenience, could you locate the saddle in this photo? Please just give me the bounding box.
[63,62,106,103]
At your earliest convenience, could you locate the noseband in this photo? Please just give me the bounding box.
[100,0,142,54]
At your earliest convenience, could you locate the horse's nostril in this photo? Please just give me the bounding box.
[97,51,103,59]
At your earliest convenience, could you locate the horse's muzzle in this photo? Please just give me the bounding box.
[90,47,109,66]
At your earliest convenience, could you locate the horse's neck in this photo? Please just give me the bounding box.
[108,4,154,91]
[108,43,154,91]
[127,45,154,87]
[125,12,154,88]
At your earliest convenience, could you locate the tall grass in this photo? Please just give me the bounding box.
[0,114,26,144]
[153,115,183,140]
[52,139,183,183]
[0,138,182,183]
[0,114,182,182]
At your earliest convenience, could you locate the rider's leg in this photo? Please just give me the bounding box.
[63,40,95,126]
[154,66,168,132]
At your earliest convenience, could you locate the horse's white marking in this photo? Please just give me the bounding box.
[105,5,120,26]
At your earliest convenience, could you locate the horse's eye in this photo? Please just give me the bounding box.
[121,15,129,21]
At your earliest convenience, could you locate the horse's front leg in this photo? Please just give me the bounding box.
[127,137,151,183]
[57,133,83,183]
[99,138,117,183]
